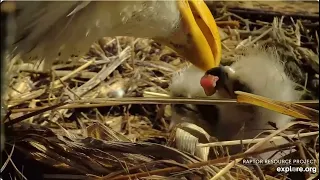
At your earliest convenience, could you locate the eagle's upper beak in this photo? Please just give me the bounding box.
[176,0,222,71]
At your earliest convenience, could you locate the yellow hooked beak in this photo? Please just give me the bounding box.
[177,0,222,71]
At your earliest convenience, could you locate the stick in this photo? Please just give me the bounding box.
[198,131,319,147]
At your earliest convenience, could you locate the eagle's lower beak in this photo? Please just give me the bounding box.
[177,0,222,71]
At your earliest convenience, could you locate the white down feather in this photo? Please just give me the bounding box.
[170,47,302,157]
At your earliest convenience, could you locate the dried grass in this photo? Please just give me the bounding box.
[2,4,319,180]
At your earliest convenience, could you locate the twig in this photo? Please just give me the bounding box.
[143,91,170,97]
[315,31,319,55]
[52,59,95,88]
[43,174,87,179]
[197,131,319,148]
[1,143,15,172]
[216,20,240,28]
[5,149,28,180]
[227,7,319,21]
[250,157,266,180]
[8,98,319,113]
[5,102,67,126]
[222,42,231,51]
[240,28,272,48]
[297,142,311,179]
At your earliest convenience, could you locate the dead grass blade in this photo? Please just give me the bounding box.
[236,91,319,120]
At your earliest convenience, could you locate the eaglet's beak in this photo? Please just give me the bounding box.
[176,0,222,71]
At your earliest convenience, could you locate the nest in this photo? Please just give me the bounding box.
[2,2,319,180]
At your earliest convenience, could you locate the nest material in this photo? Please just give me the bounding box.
[2,2,319,180]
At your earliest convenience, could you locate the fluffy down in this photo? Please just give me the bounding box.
[170,47,302,143]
